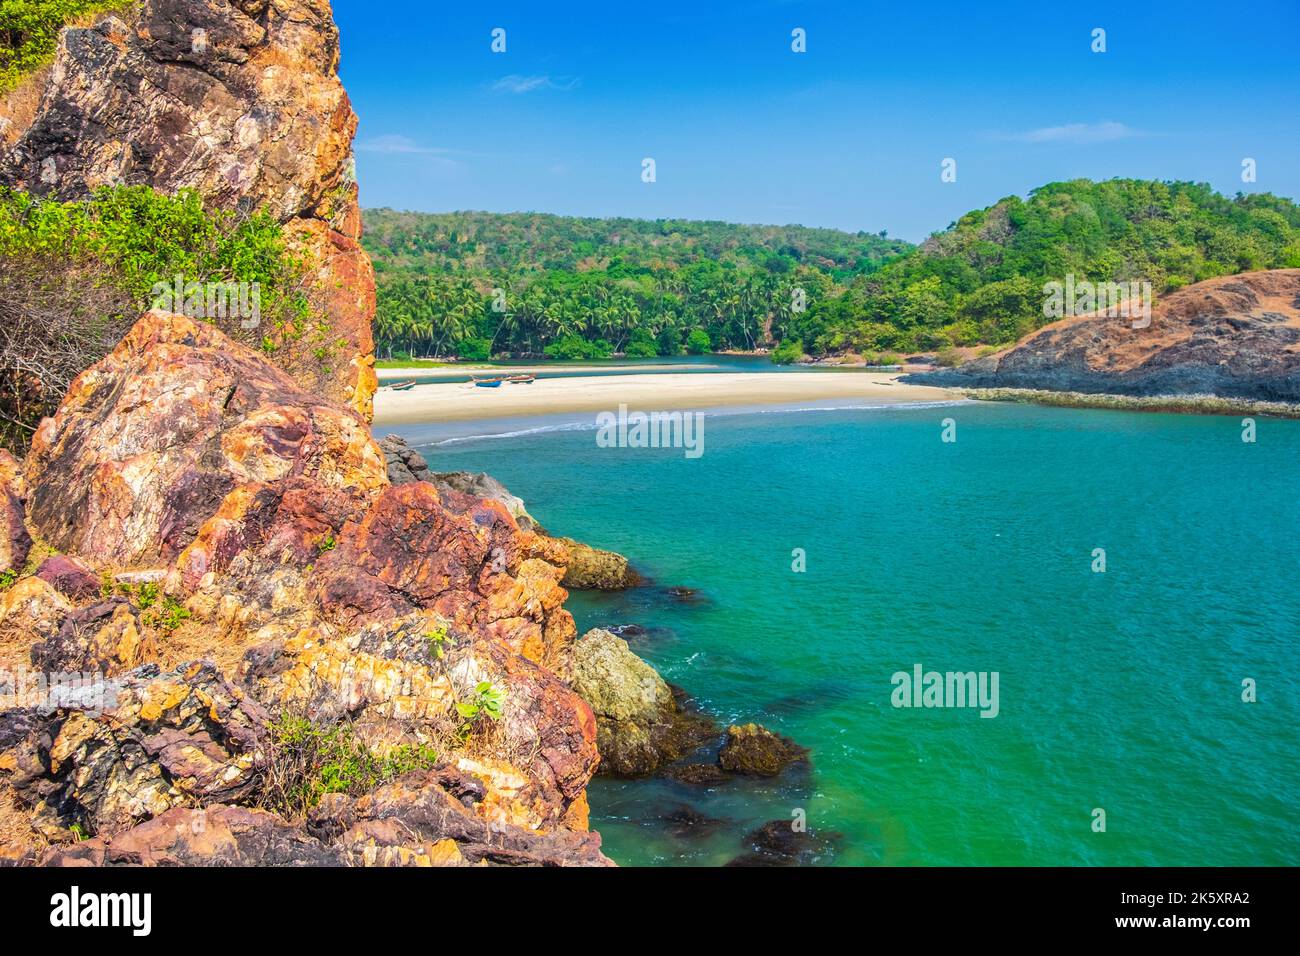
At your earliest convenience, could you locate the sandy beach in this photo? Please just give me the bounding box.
[373,371,959,425]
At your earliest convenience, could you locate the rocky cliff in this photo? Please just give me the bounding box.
[0,312,609,865]
[0,0,377,418]
[911,269,1300,401]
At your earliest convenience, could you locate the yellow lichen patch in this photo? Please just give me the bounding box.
[138,681,190,722]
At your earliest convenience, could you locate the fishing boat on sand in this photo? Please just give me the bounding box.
[472,376,506,388]
[388,379,417,391]
[506,374,536,384]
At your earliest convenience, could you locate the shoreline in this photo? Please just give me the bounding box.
[373,371,960,425]
[959,387,1300,419]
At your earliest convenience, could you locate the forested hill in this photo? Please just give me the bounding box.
[361,181,1300,362]
[785,179,1300,356]
[362,210,910,279]
[360,209,908,360]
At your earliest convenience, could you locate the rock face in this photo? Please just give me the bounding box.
[41,805,344,867]
[380,434,641,590]
[0,0,376,417]
[718,723,809,777]
[7,662,270,840]
[23,311,386,568]
[0,450,29,576]
[0,313,609,865]
[912,269,1300,401]
[571,628,716,776]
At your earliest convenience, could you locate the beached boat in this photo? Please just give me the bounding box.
[473,377,505,388]
[388,379,417,391]
[506,374,536,384]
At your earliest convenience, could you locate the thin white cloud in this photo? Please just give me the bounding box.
[355,135,455,156]
[491,74,579,94]
[997,121,1142,144]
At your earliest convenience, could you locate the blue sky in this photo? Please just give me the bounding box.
[336,0,1300,242]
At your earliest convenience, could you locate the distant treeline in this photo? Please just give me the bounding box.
[362,180,1300,362]
[361,210,908,360]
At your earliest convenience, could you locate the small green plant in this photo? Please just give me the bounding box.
[262,715,439,818]
[456,681,505,739]
[317,532,336,554]
[143,594,190,632]
[425,624,453,660]
[134,580,159,609]
[68,822,86,842]
[0,568,17,590]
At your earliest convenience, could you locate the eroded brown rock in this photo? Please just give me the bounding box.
[40,805,343,866]
[5,661,270,839]
[0,449,29,576]
[23,311,386,568]
[308,769,612,867]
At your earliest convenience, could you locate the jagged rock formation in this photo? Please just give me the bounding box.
[912,269,1300,401]
[379,434,641,590]
[0,312,608,865]
[570,628,716,776]
[0,0,377,417]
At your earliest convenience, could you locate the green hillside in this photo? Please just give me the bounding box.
[361,181,1300,362]
[361,209,909,359]
[786,179,1300,355]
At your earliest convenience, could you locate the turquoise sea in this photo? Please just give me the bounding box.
[390,398,1300,866]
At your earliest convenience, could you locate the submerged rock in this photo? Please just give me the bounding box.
[718,723,810,777]
[661,762,730,786]
[571,628,717,776]
[726,819,841,867]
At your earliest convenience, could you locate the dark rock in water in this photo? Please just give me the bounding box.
[725,819,841,867]
[606,623,648,639]
[657,803,728,839]
[34,555,101,602]
[661,762,730,786]
[664,586,706,605]
[427,467,540,531]
[572,629,720,776]
[718,723,810,777]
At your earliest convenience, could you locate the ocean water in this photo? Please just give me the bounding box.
[392,401,1300,866]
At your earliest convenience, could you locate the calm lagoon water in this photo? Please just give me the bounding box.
[390,401,1300,866]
